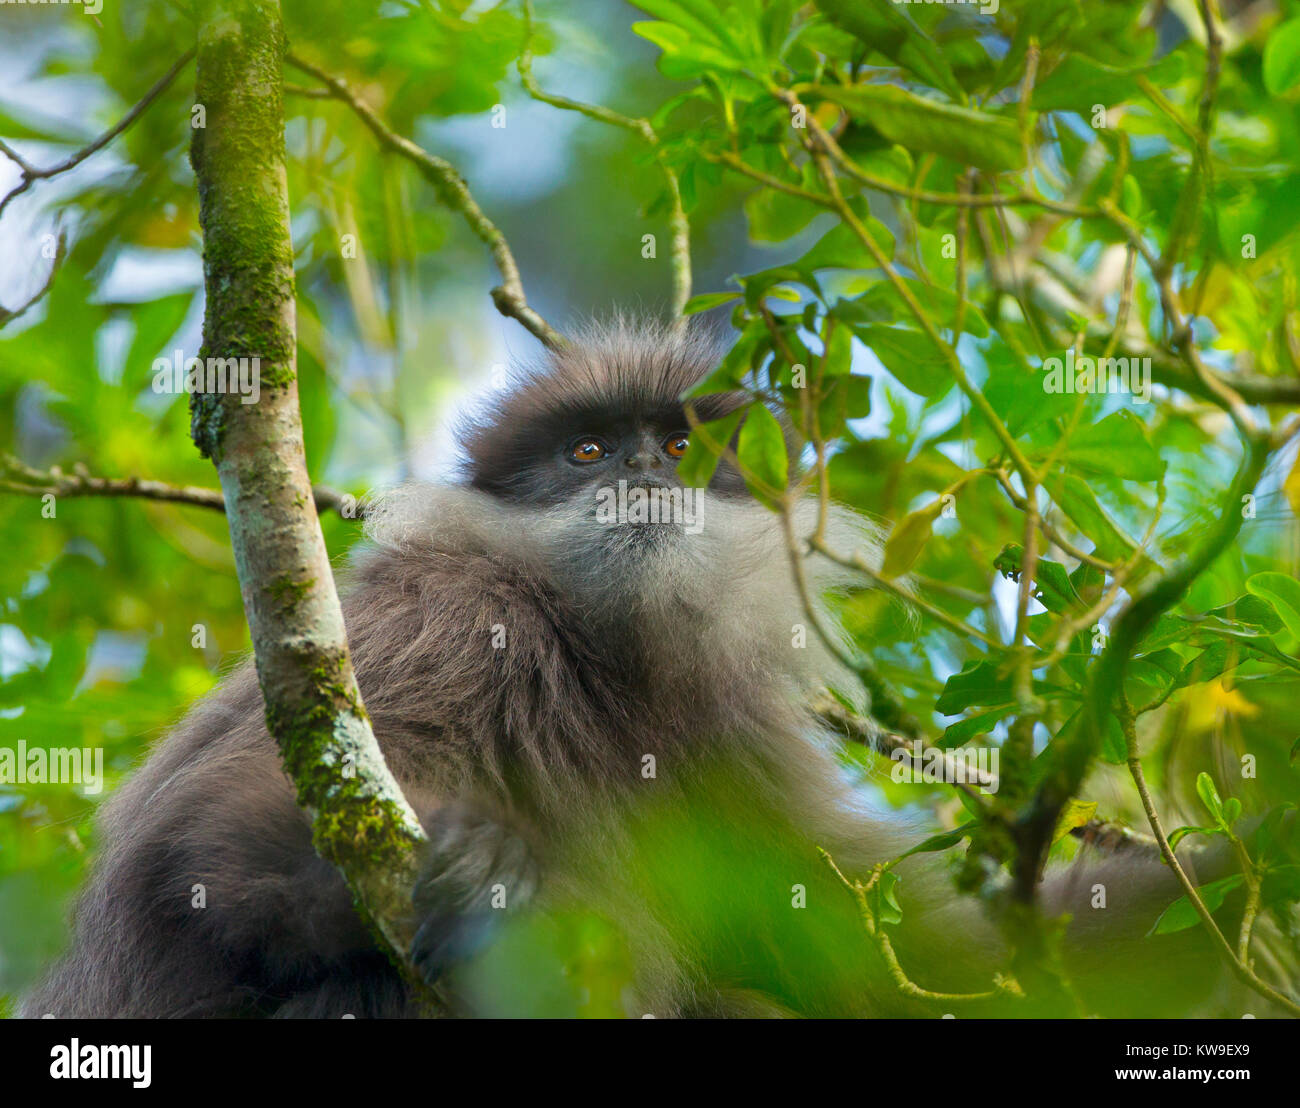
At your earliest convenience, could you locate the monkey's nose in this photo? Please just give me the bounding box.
[625,452,661,469]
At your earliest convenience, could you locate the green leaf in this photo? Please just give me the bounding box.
[681,292,740,316]
[1033,51,1184,112]
[838,374,872,417]
[993,544,1081,614]
[1174,642,1243,690]
[1053,799,1098,845]
[1121,175,1144,221]
[1045,474,1141,563]
[891,822,975,863]
[814,84,1024,172]
[735,403,788,501]
[1150,874,1244,936]
[848,324,952,397]
[821,323,854,377]
[983,341,1073,436]
[1055,702,1128,759]
[935,660,1012,716]
[814,374,872,439]
[1205,594,1284,634]
[1167,825,1221,851]
[796,216,896,272]
[1057,706,1128,765]
[842,143,915,189]
[1264,19,1300,96]
[813,0,964,101]
[940,704,1015,748]
[632,21,749,78]
[880,497,946,579]
[744,186,820,242]
[1124,649,1183,708]
[1134,615,1187,654]
[122,292,196,395]
[1244,572,1300,641]
[845,279,989,339]
[739,267,808,309]
[873,869,904,926]
[677,409,743,488]
[1098,712,1127,765]
[1062,410,1165,481]
[633,0,747,46]
[683,320,768,397]
[1070,560,1106,604]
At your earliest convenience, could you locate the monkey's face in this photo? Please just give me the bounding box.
[563,418,690,492]
[482,408,750,517]
[462,323,762,519]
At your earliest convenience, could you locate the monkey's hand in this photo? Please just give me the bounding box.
[409,804,539,985]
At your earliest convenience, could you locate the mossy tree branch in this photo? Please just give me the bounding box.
[189,0,426,980]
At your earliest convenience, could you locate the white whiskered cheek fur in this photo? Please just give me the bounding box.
[362,482,892,696]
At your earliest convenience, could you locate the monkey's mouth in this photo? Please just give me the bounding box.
[590,478,703,538]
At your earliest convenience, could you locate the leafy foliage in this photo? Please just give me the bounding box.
[1,0,1299,1014]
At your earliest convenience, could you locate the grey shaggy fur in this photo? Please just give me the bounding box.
[23,321,1248,1018]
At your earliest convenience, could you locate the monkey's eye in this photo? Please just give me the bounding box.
[663,432,690,459]
[569,438,608,463]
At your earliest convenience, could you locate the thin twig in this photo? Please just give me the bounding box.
[1120,702,1299,1016]
[812,692,995,804]
[811,537,1001,649]
[0,50,195,222]
[1024,430,1276,911]
[776,86,1037,486]
[991,468,1124,571]
[1232,834,1262,965]
[0,454,356,517]
[783,93,1093,219]
[518,0,690,322]
[285,52,564,350]
[0,228,66,326]
[820,849,1021,1006]
[1109,200,1259,439]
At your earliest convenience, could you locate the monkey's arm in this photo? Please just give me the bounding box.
[26,543,564,1018]
[22,687,398,1017]
[24,670,541,1017]
[409,803,539,987]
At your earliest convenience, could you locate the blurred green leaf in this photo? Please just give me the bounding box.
[1061,410,1165,482]
[1245,572,1300,641]
[1151,874,1243,936]
[1263,20,1300,96]
[815,84,1024,172]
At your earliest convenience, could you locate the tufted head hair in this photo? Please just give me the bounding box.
[459,317,751,501]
